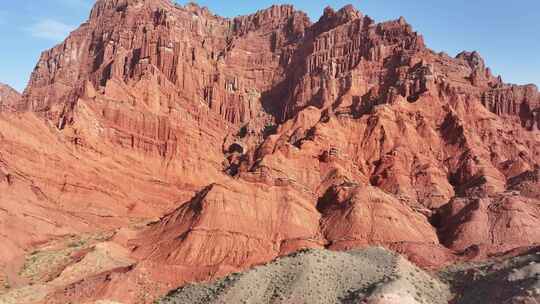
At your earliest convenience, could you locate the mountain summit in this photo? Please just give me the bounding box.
[0,1,538,303]
[0,83,20,111]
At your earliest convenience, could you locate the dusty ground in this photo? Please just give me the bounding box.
[0,1,538,303]
[2,242,539,304]
[158,247,451,304]
[158,247,540,304]
[0,231,135,304]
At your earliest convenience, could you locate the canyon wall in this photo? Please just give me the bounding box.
[0,0,538,303]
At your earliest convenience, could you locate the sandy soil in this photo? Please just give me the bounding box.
[158,247,451,304]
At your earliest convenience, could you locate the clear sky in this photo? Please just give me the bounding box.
[0,0,538,92]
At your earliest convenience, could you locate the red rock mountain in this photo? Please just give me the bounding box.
[0,83,21,111]
[0,0,539,303]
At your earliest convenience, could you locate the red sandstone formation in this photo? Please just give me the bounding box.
[0,0,539,303]
[0,83,20,111]
[437,194,540,254]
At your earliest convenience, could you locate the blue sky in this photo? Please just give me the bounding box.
[0,0,538,92]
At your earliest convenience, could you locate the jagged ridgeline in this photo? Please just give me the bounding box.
[0,0,538,303]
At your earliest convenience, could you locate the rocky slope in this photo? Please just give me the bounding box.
[0,83,20,111]
[158,247,452,304]
[441,246,540,304]
[159,246,540,304]
[0,0,539,303]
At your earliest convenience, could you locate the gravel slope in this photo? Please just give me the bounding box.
[441,247,540,304]
[158,247,451,304]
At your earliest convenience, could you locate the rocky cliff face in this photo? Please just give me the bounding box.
[481,84,540,130]
[0,1,539,303]
[0,83,20,111]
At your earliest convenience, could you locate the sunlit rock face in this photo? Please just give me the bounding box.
[0,1,538,303]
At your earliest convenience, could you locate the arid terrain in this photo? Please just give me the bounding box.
[0,0,538,303]
[159,247,540,304]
